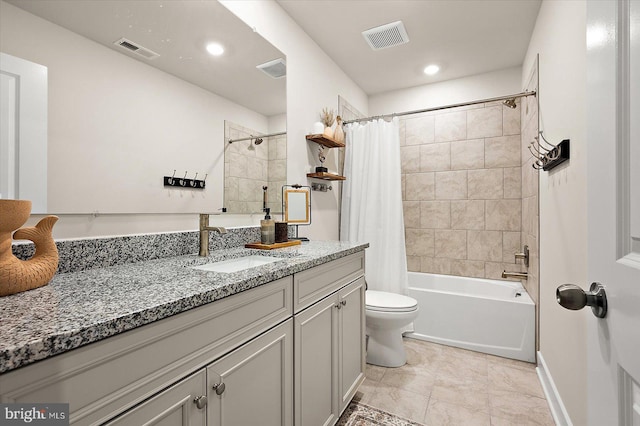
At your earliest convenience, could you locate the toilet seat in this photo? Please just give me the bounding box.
[366,290,418,313]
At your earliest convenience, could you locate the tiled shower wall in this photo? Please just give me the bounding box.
[401,102,524,280]
[522,61,540,347]
[224,121,287,214]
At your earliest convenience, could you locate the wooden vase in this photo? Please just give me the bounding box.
[0,199,59,297]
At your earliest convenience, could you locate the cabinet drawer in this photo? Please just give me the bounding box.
[0,277,292,426]
[293,252,364,313]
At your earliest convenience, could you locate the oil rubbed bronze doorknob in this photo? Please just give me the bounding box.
[556,282,607,318]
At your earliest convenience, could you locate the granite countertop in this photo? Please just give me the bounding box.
[0,240,368,374]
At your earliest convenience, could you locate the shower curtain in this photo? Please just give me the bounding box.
[341,118,409,295]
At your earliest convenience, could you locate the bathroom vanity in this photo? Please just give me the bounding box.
[0,241,367,426]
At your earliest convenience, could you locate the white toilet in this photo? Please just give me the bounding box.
[365,290,419,367]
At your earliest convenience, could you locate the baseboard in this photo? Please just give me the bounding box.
[536,351,573,426]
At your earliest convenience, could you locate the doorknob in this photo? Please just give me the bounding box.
[556,282,607,318]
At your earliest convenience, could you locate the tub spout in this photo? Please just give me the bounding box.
[502,270,528,279]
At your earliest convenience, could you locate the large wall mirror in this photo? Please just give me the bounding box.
[0,0,286,214]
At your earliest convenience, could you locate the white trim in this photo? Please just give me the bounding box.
[536,351,573,426]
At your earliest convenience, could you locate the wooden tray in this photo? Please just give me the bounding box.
[245,240,302,250]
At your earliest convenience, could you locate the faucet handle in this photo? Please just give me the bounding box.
[514,245,529,267]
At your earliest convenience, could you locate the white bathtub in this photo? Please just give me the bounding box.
[404,272,535,363]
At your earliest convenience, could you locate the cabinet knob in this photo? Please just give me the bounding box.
[335,303,341,310]
[193,395,208,409]
[212,382,226,395]
[341,300,347,306]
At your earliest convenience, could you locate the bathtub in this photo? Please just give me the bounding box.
[404,272,535,363]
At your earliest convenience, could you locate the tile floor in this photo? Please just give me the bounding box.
[354,338,555,426]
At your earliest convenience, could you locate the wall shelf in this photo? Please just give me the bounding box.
[305,134,345,148]
[306,172,346,181]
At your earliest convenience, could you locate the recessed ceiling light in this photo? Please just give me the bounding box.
[423,64,440,75]
[206,43,224,56]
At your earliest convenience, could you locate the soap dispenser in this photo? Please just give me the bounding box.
[261,208,275,245]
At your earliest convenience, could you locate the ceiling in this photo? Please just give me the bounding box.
[6,0,286,116]
[277,0,542,95]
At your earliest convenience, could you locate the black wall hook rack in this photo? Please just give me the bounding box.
[163,171,207,189]
[542,139,570,171]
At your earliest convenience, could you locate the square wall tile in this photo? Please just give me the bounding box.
[407,256,421,272]
[228,152,248,177]
[403,201,421,228]
[467,230,503,262]
[421,201,451,229]
[502,232,522,263]
[467,106,503,139]
[405,172,435,201]
[486,200,522,231]
[504,167,522,199]
[435,230,467,259]
[468,169,504,199]
[503,102,521,136]
[421,257,452,274]
[451,259,485,278]
[401,146,421,173]
[406,115,435,145]
[435,171,468,200]
[401,174,406,199]
[451,200,485,230]
[485,135,521,168]
[406,228,435,257]
[522,157,539,198]
[420,143,451,172]
[451,139,485,170]
[269,159,286,181]
[435,111,467,142]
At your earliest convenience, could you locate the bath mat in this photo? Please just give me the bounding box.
[336,400,424,426]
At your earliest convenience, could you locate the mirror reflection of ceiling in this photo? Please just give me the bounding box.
[6,0,286,117]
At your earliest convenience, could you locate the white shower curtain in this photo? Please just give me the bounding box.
[340,118,409,295]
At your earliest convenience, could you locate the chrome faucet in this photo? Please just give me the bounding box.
[199,214,227,257]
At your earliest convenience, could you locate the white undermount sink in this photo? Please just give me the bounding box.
[193,255,282,273]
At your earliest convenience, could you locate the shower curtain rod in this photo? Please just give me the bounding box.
[342,91,537,125]
[227,131,287,143]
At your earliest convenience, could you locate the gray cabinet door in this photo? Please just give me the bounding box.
[104,370,207,426]
[294,294,339,426]
[207,319,293,426]
[338,278,366,414]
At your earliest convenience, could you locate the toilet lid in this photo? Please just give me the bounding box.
[366,290,418,312]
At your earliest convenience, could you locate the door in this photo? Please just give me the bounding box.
[0,53,47,211]
[207,319,293,426]
[337,278,366,414]
[294,294,339,426]
[587,0,640,424]
[104,370,207,426]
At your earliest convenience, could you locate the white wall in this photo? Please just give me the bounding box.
[369,66,522,116]
[1,1,271,237]
[523,1,588,425]
[221,0,368,241]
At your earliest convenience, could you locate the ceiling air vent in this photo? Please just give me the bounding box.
[362,21,409,50]
[113,38,160,60]
[256,58,286,79]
